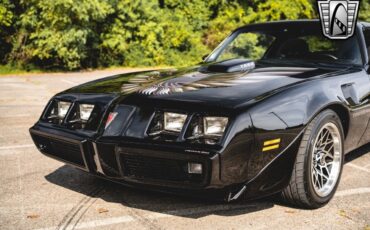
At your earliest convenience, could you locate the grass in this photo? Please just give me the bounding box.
[0,64,168,76]
[0,65,43,76]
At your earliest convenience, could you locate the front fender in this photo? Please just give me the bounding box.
[225,69,370,199]
[250,69,369,153]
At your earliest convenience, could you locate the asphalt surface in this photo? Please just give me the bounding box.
[0,70,369,230]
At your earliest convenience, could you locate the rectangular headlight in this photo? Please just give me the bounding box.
[203,117,228,136]
[164,112,187,132]
[57,101,72,118]
[79,104,95,121]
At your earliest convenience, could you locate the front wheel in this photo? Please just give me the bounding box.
[282,109,344,209]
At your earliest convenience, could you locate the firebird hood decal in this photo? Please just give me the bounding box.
[120,67,317,96]
[64,64,345,109]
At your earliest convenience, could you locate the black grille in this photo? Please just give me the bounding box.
[32,133,85,168]
[121,155,204,183]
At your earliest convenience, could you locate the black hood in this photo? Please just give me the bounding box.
[64,62,348,110]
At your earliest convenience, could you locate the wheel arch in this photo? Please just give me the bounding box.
[314,103,350,139]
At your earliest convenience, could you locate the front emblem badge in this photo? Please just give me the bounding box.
[317,0,359,39]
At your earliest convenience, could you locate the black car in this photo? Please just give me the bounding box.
[30,20,370,208]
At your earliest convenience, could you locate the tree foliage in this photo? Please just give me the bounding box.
[0,0,15,62]
[0,0,368,70]
[359,0,370,22]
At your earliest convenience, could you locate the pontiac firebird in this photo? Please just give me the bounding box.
[30,20,370,208]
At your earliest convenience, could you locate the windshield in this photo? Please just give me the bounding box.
[207,23,363,66]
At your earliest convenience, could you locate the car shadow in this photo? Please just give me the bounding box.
[45,165,274,218]
[345,143,370,163]
[44,143,369,218]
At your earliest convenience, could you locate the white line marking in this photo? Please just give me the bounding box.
[0,144,34,151]
[346,163,370,173]
[0,114,32,118]
[35,204,257,230]
[335,187,370,197]
[17,153,25,221]
[8,187,370,230]
[61,79,78,85]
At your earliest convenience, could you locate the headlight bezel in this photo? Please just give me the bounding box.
[67,102,99,130]
[147,111,189,138]
[203,116,229,137]
[185,115,229,145]
[43,99,100,130]
[147,110,229,145]
[43,99,72,124]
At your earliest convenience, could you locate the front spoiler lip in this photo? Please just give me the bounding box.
[90,172,238,201]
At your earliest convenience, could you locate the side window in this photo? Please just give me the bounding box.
[364,29,370,56]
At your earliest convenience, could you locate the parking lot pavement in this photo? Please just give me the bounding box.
[0,70,369,230]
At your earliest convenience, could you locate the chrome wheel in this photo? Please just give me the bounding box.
[311,122,342,197]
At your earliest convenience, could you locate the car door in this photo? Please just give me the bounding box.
[364,27,370,64]
[356,26,370,146]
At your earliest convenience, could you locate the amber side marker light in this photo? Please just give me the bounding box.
[262,138,281,152]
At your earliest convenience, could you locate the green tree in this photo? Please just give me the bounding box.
[254,0,314,22]
[100,0,210,67]
[0,0,331,71]
[359,0,370,22]
[10,0,112,69]
[204,0,315,50]
[0,0,16,63]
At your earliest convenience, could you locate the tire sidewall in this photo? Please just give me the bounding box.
[304,110,344,206]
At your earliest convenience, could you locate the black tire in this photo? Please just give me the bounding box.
[281,109,344,209]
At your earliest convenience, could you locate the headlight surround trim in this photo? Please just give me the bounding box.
[184,114,229,145]
[203,116,229,137]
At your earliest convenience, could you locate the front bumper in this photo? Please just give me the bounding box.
[30,122,302,201]
[29,125,230,192]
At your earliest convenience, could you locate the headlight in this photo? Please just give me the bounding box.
[57,101,72,118]
[164,112,187,132]
[203,117,228,136]
[185,115,229,145]
[79,104,95,121]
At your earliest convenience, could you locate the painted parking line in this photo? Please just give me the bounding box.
[346,163,370,173]
[61,79,78,85]
[334,187,370,197]
[0,114,34,118]
[35,204,259,230]
[1,187,369,212]
[34,186,370,230]
[0,144,34,151]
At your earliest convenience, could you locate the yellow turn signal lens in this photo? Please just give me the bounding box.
[262,138,281,152]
